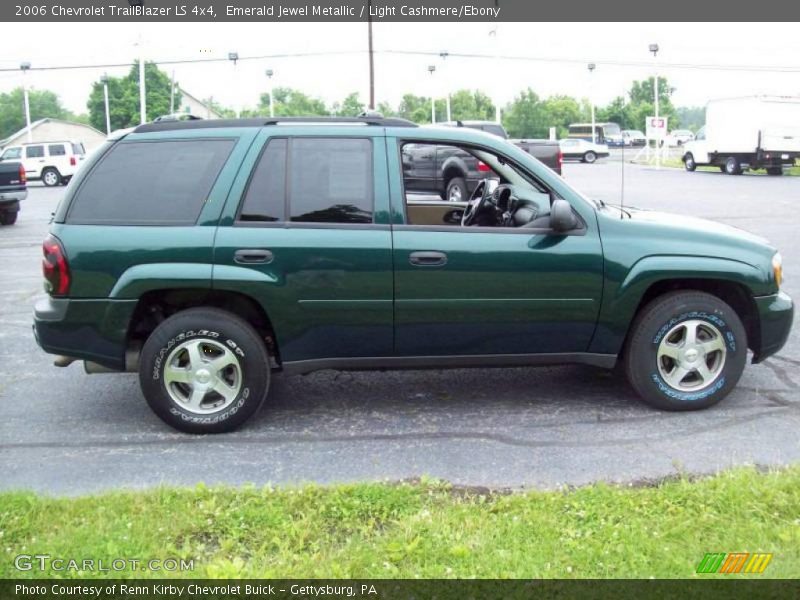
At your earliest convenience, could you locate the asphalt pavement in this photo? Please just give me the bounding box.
[1,163,798,495]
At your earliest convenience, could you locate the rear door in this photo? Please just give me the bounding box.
[24,145,45,178]
[213,129,394,365]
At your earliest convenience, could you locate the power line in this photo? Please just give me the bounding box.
[1,48,798,74]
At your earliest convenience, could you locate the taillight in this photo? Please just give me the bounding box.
[42,234,70,296]
[557,150,564,172]
[477,161,491,172]
[19,164,26,184]
[70,156,77,166]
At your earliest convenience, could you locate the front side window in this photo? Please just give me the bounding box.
[67,139,235,225]
[288,138,372,224]
[25,145,44,158]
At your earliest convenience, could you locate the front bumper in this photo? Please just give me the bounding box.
[753,291,794,363]
[33,296,138,370]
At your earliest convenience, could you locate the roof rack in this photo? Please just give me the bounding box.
[134,114,417,134]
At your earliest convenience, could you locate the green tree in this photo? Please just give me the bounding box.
[0,88,70,140]
[397,93,433,124]
[87,61,180,132]
[448,89,496,122]
[597,96,633,130]
[335,92,365,117]
[254,87,328,117]
[540,95,582,138]
[502,89,550,138]
[376,101,397,117]
[676,106,705,132]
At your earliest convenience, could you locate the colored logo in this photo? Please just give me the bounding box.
[696,552,773,574]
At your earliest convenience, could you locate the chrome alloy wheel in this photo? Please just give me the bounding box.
[657,319,727,392]
[448,184,462,202]
[163,339,242,414]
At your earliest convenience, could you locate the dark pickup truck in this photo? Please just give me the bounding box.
[404,120,562,201]
[0,161,27,225]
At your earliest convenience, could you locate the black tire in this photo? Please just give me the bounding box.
[724,156,742,175]
[719,165,726,173]
[139,307,271,433]
[683,153,697,172]
[445,177,468,203]
[0,211,17,225]
[583,151,597,164]
[42,167,61,187]
[766,167,783,176]
[624,291,747,411]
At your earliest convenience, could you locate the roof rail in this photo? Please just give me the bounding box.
[133,115,418,134]
[262,116,417,127]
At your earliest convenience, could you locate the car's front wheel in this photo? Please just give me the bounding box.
[724,156,742,175]
[139,308,271,433]
[683,153,696,171]
[624,291,747,411]
[446,177,467,203]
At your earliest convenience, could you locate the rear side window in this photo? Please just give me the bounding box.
[25,146,44,158]
[71,143,85,155]
[2,147,21,160]
[289,138,372,223]
[48,144,66,156]
[238,138,287,222]
[67,139,235,225]
[237,137,373,224]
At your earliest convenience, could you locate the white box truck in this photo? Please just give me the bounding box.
[682,95,800,175]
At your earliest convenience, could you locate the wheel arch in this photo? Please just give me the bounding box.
[127,288,282,367]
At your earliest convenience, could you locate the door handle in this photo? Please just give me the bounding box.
[234,249,274,264]
[409,251,447,267]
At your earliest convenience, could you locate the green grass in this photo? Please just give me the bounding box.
[638,156,800,175]
[2,467,799,579]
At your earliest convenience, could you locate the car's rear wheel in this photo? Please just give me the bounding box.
[446,177,467,203]
[0,211,17,225]
[683,153,696,171]
[42,168,61,187]
[139,307,271,433]
[583,151,597,164]
[724,156,742,175]
[624,291,747,411]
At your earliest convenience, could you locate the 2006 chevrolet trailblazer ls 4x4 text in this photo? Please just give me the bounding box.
[33,115,793,433]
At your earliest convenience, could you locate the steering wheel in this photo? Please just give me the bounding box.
[461,179,491,226]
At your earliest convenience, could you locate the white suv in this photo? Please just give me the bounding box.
[0,141,86,187]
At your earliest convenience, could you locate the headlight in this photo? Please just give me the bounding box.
[772,252,783,288]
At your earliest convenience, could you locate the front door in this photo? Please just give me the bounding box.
[389,137,604,358]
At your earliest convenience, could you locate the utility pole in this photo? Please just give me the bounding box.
[367,0,375,110]
[20,62,32,142]
[428,65,436,124]
[440,51,451,122]
[588,63,596,144]
[265,69,275,117]
[228,52,240,118]
[170,70,176,114]
[138,35,146,124]
[101,74,111,135]
[650,43,660,170]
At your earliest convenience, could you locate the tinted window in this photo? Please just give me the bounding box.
[2,147,22,160]
[288,138,372,224]
[48,144,66,156]
[68,139,235,225]
[26,146,44,158]
[481,124,507,138]
[71,143,85,155]
[238,138,287,222]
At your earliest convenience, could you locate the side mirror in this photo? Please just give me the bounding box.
[550,199,578,233]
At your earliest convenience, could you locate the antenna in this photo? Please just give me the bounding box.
[620,137,625,219]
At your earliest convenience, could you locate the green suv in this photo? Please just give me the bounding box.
[33,115,793,433]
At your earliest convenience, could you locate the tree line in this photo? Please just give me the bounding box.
[0,61,703,142]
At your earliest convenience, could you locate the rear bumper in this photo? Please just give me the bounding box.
[753,291,794,363]
[33,296,138,370]
[0,189,27,205]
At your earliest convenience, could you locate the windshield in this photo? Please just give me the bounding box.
[603,123,622,136]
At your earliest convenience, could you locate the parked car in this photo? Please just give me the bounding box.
[568,122,623,147]
[559,138,610,163]
[683,96,800,175]
[622,130,647,147]
[0,160,27,225]
[33,115,793,433]
[0,140,86,187]
[667,129,695,146]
